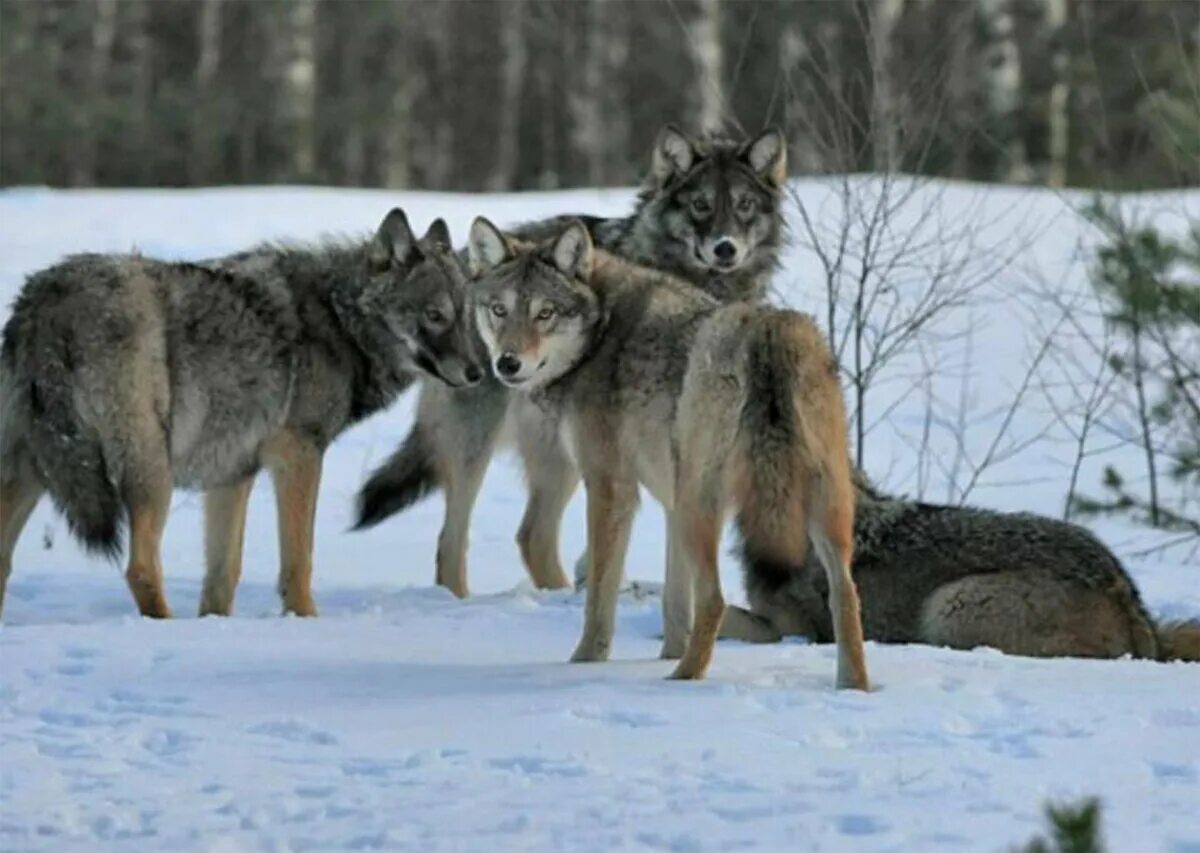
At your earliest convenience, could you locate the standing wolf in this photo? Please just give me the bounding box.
[0,210,480,619]
[721,471,1200,662]
[464,217,868,687]
[355,125,787,603]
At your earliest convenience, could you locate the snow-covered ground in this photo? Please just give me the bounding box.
[1,184,1198,851]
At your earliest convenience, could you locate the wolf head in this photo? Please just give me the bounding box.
[632,125,786,284]
[361,209,483,388]
[466,217,602,389]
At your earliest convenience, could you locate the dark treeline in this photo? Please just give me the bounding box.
[1,0,1197,191]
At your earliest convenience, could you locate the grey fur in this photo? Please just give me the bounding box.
[463,219,867,686]
[722,472,1199,661]
[0,209,480,618]
[354,126,787,599]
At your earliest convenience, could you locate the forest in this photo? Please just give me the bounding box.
[2,0,1198,191]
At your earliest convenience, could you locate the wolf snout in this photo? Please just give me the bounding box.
[463,364,483,384]
[713,239,738,263]
[496,352,522,379]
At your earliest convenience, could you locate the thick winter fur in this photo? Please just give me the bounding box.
[0,210,480,619]
[464,218,867,687]
[721,472,1200,662]
[355,126,787,601]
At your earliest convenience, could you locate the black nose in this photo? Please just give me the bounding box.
[464,365,483,384]
[713,240,737,261]
[496,353,521,378]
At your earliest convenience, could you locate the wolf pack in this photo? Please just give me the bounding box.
[2,126,1196,690]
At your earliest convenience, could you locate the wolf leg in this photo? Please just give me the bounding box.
[124,463,173,619]
[809,512,869,691]
[199,475,255,617]
[516,417,578,590]
[0,466,43,618]
[660,523,694,659]
[921,572,1136,658]
[572,474,637,663]
[669,506,724,680]
[265,434,322,617]
[436,448,492,599]
[718,604,783,643]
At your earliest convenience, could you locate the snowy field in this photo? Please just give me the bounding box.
[1,183,1198,851]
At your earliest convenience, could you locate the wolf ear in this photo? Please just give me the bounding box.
[652,124,697,183]
[371,208,418,271]
[744,128,787,186]
[468,217,511,275]
[551,221,593,280]
[422,218,452,252]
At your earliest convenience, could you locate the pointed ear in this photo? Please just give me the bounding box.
[651,124,697,183]
[468,217,511,275]
[370,208,418,270]
[422,218,452,251]
[551,221,593,280]
[744,128,787,185]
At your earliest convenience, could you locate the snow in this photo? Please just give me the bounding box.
[1,183,1198,852]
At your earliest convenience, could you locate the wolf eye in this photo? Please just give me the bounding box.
[536,305,556,321]
[425,308,445,324]
[491,303,508,318]
[736,196,758,214]
[691,197,712,216]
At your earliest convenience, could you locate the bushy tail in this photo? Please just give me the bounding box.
[1156,619,1200,662]
[734,311,854,589]
[1,356,123,558]
[354,423,441,529]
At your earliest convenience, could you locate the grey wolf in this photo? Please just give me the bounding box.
[721,471,1200,662]
[355,125,788,604]
[463,216,868,686]
[0,210,480,619]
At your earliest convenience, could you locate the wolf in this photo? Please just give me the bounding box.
[720,471,1200,662]
[354,124,788,605]
[0,209,481,620]
[462,216,869,686]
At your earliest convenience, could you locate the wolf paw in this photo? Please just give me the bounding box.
[666,660,708,681]
[569,637,610,663]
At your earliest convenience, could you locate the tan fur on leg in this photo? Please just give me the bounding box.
[572,474,638,663]
[719,604,783,643]
[199,475,255,616]
[125,483,173,619]
[265,433,322,617]
[660,523,694,659]
[0,474,43,617]
[670,508,724,680]
[516,423,578,590]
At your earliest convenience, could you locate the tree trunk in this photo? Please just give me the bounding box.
[489,0,527,191]
[981,0,1031,182]
[70,0,117,185]
[1045,0,1070,188]
[285,0,318,181]
[869,0,904,172]
[688,0,726,133]
[190,0,222,185]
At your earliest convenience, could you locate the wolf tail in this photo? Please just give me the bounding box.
[734,311,866,688]
[734,313,861,615]
[0,345,123,558]
[354,422,441,529]
[1155,619,1200,662]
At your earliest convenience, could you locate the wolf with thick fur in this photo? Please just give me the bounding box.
[0,210,480,619]
[721,471,1200,662]
[463,217,868,686]
[355,125,788,603]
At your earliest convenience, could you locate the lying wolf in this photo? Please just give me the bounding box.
[0,210,480,619]
[463,217,868,687]
[355,125,789,601]
[721,471,1200,662]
